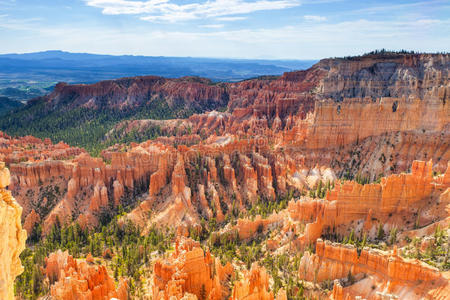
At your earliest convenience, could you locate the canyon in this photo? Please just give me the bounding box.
[0,52,448,299]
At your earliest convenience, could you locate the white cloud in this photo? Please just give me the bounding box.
[304,15,326,21]
[199,24,224,28]
[85,0,300,22]
[2,15,449,59]
[216,16,247,21]
[0,14,43,31]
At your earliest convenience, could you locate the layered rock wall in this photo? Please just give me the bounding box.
[316,54,450,101]
[288,160,448,245]
[299,239,450,300]
[48,76,228,111]
[305,97,449,149]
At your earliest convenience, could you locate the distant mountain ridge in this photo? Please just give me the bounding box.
[0,51,315,81]
[0,51,315,111]
[0,50,316,100]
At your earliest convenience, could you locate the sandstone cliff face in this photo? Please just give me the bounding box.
[303,96,449,149]
[152,237,233,300]
[0,162,26,300]
[100,55,449,182]
[23,208,40,235]
[0,54,448,300]
[316,54,450,101]
[231,263,286,300]
[299,239,450,300]
[287,160,449,246]
[5,120,447,242]
[45,250,127,300]
[233,213,285,240]
[11,132,440,239]
[327,129,450,179]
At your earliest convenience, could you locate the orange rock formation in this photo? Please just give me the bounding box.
[1,54,447,241]
[231,263,287,300]
[45,250,127,300]
[152,237,233,300]
[299,239,450,300]
[0,162,26,300]
[288,160,449,246]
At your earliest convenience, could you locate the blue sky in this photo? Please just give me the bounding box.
[0,0,449,59]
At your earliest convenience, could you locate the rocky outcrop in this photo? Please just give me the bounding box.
[299,239,450,300]
[45,250,127,300]
[327,129,450,179]
[0,162,26,300]
[316,53,450,101]
[230,263,287,300]
[288,160,449,246]
[152,239,288,300]
[6,142,178,232]
[231,263,287,300]
[42,76,228,112]
[233,213,285,240]
[152,237,233,300]
[0,53,448,299]
[23,208,40,235]
[0,132,84,165]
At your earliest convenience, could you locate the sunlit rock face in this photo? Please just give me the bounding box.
[152,237,233,300]
[231,263,287,300]
[45,250,128,300]
[288,160,450,247]
[315,54,450,101]
[0,162,26,300]
[299,239,450,300]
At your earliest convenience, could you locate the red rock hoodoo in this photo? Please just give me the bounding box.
[45,250,127,300]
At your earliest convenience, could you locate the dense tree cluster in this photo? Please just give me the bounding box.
[0,98,198,156]
[15,214,173,299]
[402,225,450,271]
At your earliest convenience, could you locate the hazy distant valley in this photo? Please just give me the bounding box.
[0,50,315,104]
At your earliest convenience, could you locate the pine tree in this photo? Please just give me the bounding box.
[200,284,207,300]
[377,224,385,241]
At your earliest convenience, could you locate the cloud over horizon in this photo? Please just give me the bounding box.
[304,15,326,22]
[0,0,449,59]
[85,0,300,22]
